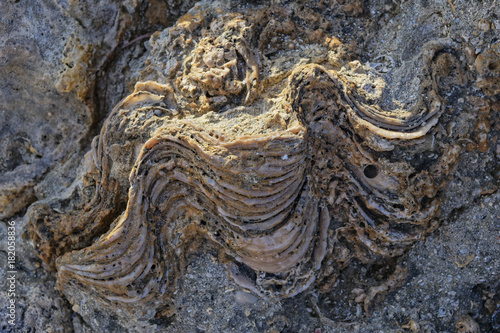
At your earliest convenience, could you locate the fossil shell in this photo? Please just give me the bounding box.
[27,3,476,321]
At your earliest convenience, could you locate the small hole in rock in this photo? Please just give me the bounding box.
[363,164,379,179]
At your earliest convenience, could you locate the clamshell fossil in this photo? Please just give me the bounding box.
[26,3,480,322]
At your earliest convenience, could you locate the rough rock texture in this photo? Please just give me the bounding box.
[1,0,499,332]
[0,0,135,221]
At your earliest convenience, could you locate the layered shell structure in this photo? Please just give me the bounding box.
[26,4,475,318]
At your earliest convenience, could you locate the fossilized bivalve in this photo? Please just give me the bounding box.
[30,7,466,317]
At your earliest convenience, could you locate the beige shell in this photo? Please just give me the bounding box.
[26,3,479,321]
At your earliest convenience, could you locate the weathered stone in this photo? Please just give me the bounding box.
[1,0,499,332]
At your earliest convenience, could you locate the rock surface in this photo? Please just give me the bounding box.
[0,0,499,332]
